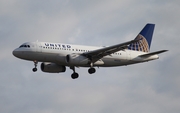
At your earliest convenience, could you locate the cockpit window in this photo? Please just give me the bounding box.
[19,45,30,48]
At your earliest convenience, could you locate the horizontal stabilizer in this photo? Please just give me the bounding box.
[138,50,168,57]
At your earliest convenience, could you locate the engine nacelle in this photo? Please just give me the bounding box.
[41,62,66,73]
[66,53,90,65]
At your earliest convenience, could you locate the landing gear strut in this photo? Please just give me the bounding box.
[88,62,96,74]
[32,61,38,72]
[70,66,79,79]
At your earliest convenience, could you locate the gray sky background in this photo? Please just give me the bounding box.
[0,0,180,113]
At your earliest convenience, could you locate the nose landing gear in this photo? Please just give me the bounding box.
[32,61,38,72]
[32,68,37,72]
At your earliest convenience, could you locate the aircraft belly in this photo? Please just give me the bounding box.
[56,54,67,65]
[19,51,57,62]
[38,53,67,64]
[15,51,39,61]
[100,57,127,67]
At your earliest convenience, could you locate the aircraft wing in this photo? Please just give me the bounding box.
[82,39,140,62]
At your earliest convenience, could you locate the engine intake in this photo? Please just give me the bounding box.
[41,62,66,73]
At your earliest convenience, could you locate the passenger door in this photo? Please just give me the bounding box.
[36,42,42,52]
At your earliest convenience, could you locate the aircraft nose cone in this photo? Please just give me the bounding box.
[12,49,20,58]
[12,49,17,57]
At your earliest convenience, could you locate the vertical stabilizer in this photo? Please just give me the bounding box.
[128,24,155,52]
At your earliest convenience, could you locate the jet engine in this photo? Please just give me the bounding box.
[41,62,66,73]
[66,53,90,65]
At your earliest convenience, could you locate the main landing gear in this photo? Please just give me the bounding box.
[88,67,96,74]
[88,63,96,74]
[70,66,79,79]
[70,66,96,79]
[32,61,38,72]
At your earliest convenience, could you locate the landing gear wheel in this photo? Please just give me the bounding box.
[32,60,38,72]
[88,68,96,74]
[32,68,37,72]
[71,73,79,79]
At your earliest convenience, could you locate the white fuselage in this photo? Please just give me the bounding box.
[13,42,159,67]
[12,24,167,79]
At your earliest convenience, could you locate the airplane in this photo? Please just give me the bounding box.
[12,23,168,79]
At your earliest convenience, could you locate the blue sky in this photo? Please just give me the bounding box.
[0,0,179,113]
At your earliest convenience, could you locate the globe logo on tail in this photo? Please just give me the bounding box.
[128,34,149,52]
